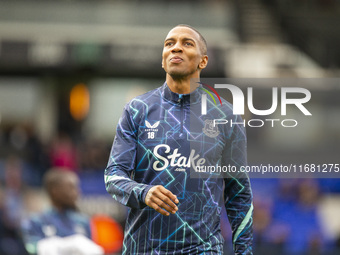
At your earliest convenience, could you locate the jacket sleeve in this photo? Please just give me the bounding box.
[222,115,253,255]
[105,103,153,209]
[21,218,43,255]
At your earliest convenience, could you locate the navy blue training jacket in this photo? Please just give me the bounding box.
[105,82,253,255]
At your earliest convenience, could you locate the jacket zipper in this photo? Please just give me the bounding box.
[178,94,184,135]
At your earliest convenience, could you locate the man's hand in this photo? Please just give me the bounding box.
[145,185,179,216]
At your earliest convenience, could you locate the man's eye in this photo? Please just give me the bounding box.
[185,42,193,46]
[165,42,173,46]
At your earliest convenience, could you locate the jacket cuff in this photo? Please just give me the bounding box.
[140,185,154,208]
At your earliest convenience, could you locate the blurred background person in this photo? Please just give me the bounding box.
[21,168,103,255]
[0,155,28,255]
[50,133,78,171]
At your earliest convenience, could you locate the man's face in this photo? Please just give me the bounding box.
[51,173,79,210]
[162,26,207,79]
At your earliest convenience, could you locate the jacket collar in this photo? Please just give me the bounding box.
[161,82,201,105]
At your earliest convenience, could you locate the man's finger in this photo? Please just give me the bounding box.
[151,196,177,214]
[149,201,170,216]
[153,193,178,212]
[145,185,179,216]
[159,186,179,204]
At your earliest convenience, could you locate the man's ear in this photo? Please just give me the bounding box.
[198,55,208,70]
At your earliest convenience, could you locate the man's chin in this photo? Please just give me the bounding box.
[168,70,190,79]
[64,204,78,211]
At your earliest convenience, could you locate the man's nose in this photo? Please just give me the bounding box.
[171,42,183,53]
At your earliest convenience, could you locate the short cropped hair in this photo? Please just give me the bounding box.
[43,168,74,194]
[174,24,208,55]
